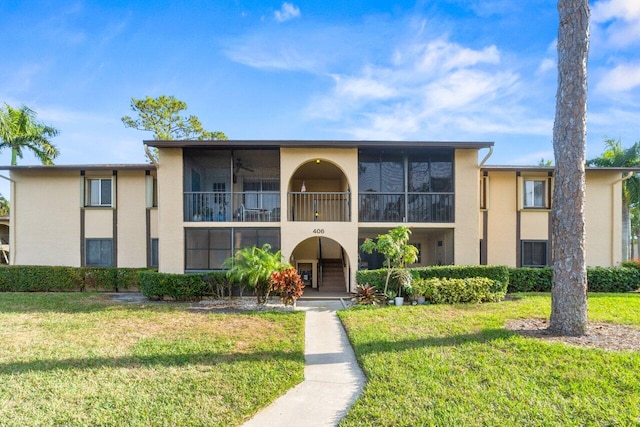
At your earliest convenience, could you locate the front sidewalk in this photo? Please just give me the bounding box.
[243,300,365,426]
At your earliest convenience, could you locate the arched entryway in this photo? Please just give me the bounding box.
[291,236,350,293]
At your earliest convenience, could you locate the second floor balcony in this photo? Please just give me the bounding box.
[185,191,280,222]
[358,192,454,223]
[288,191,351,222]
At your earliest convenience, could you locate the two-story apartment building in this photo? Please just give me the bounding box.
[3,140,635,293]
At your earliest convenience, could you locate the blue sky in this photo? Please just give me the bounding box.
[1,0,639,178]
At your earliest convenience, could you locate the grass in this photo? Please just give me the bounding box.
[0,292,305,426]
[338,293,640,426]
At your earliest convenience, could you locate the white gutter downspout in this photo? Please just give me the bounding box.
[613,171,634,265]
[479,146,494,168]
[0,174,16,265]
[144,144,159,169]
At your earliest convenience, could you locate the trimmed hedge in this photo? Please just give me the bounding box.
[507,266,640,293]
[356,265,510,293]
[138,271,230,301]
[416,277,507,304]
[507,267,553,292]
[0,266,152,292]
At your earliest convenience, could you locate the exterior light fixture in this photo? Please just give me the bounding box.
[316,159,321,164]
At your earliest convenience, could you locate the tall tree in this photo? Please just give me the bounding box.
[0,104,59,165]
[587,139,640,261]
[121,95,227,141]
[549,0,590,336]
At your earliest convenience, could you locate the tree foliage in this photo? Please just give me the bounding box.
[360,226,418,296]
[0,103,59,165]
[0,195,9,217]
[222,243,288,304]
[122,95,227,141]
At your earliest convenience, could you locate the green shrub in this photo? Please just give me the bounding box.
[507,266,640,293]
[357,265,510,296]
[621,259,640,270]
[417,277,506,304]
[0,266,83,292]
[507,267,553,292]
[355,270,386,291]
[587,267,640,292]
[138,271,207,301]
[202,271,232,298]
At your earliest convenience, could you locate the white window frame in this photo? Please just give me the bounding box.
[522,178,549,209]
[86,178,113,207]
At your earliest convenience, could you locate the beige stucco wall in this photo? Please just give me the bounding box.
[10,170,81,266]
[483,169,622,267]
[157,148,185,273]
[116,170,148,267]
[585,171,622,266]
[485,171,518,266]
[520,211,549,240]
[84,209,113,238]
[280,147,359,290]
[454,149,480,265]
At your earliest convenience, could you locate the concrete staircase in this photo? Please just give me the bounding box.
[319,259,346,292]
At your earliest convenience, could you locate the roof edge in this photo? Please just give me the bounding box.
[144,139,495,149]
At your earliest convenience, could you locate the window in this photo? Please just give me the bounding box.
[185,228,281,271]
[480,176,489,210]
[153,178,158,207]
[523,179,547,208]
[85,239,113,267]
[86,178,112,207]
[150,238,159,267]
[522,241,547,267]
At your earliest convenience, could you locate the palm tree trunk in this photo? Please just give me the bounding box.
[11,147,17,166]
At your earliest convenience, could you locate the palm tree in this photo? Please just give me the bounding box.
[222,243,287,304]
[0,104,59,165]
[586,139,640,261]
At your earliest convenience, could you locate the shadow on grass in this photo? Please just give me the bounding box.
[0,349,305,375]
[354,328,518,356]
[0,292,139,314]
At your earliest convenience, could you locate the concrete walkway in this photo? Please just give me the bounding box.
[243,300,366,427]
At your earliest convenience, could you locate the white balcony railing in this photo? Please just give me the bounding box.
[288,192,351,222]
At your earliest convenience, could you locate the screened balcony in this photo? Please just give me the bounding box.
[358,148,454,223]
[358,193,453,222]
[184,148,280,223]
[185,191,280,222]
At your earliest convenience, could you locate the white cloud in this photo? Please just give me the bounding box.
[332,72,397,100]
[596,62,640,92]
[307,36,549,141]
[592,0,640,47]
[274,2,300,23]
[536,58,555,75]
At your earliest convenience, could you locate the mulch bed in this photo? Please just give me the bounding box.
[505,318,640,351]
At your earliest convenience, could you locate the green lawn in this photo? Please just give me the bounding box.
[0,293,305,426]
[338,293,640,426]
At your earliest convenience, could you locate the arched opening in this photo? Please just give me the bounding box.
[288,160,351,222]
[291,236,350,293]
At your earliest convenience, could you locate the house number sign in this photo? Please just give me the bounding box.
[312,229,325,234]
